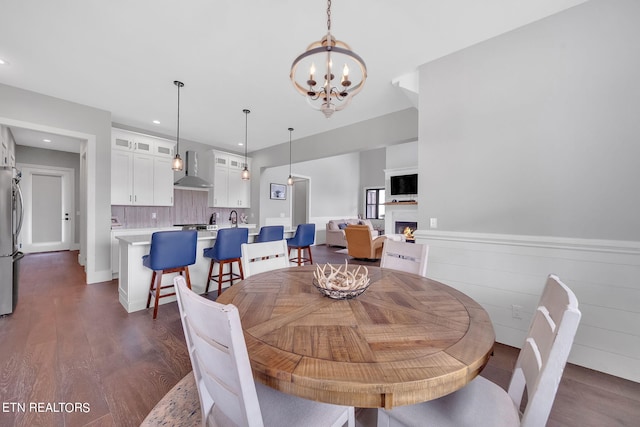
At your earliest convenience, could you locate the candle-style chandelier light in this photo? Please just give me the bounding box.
[290,0,367,118]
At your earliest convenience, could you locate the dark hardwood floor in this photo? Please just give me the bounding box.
[0,246,638,426]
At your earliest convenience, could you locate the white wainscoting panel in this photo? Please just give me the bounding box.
[414,229,640,383]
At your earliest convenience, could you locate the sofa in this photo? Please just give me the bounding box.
[326,219,378,247]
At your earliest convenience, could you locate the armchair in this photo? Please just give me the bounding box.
[344,225,387,260]
[326,218,378,247]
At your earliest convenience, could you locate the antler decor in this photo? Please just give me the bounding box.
[313,261,370,299]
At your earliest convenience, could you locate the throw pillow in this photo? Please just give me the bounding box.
[338,223,348,230]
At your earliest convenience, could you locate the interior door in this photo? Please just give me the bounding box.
[18,164,73,253]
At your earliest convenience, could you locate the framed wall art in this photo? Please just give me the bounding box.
[270,183,287,200]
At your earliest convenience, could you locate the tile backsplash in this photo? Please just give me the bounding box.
[111,189,249,229]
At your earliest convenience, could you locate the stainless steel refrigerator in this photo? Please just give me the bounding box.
[0,166,24,315]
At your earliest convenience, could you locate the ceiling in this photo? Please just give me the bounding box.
[0,0,588,153]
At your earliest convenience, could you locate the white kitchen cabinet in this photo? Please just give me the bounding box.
[153,156,174,206]
[111,128,176,206]
[111,151,155,205]
[211,163,229,207]
[1,136,7,166]
[132,154,154,205]
[154,140,174,158]
[111,150,134,204]
[112,129,154,154]
[228,167,250,207]
[208,150,250,208]
[1,127,16,167]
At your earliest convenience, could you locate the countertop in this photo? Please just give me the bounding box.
[116,228,295,246]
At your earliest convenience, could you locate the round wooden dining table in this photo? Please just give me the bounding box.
[216,265,495,409]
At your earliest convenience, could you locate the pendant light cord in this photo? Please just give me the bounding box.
[177,84,180,152]
[174,80,184,155]
[289,128,293,176]
[243,109,250,164]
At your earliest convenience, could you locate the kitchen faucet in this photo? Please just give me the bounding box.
[229,210,238,227]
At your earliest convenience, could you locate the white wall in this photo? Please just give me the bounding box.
[260,152,361,243]
[386,141,418,171]
[417,0,640,381]
[419,0,640,240]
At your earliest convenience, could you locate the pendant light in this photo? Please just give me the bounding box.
[171,80,184,171]
[287,127,294,186]
[241,109,250,180]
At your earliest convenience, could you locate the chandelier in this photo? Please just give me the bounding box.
[290,0,367,118]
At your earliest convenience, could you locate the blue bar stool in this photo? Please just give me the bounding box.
[255,225,285,243]
[287,223,315,266]
[203,227,249,296]
[143,230,197,319]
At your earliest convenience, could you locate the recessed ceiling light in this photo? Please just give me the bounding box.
[152,120,160,124]
[0,58,8,65]
[43,139,52,143]
[238,142,244,146]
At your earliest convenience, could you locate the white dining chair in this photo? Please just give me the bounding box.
[380,239,429,277]
[241,239,291,278]
[377,274,581,427]
[174,276,355,427]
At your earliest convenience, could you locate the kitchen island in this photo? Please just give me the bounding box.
[116,228,295,313]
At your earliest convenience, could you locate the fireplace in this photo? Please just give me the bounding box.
[395,221,417,241]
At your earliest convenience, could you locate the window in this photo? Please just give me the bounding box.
[365,188,385,219]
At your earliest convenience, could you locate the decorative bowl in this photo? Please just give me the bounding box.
[312,262,370,300]
[312,278,370,299]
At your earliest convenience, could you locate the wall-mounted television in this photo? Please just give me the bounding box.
[390,174,418,195]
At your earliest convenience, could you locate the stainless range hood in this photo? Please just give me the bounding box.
[174,151,212,188]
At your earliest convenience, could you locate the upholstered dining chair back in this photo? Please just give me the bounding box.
[206,227,249,261]
[241,240,290,278]
[254,225,285,243]
[377,274,581,427]
[287,223,316,266]
[380,240,429,277]
[288,223,315,247]
[146,230,197,271]
[143,230,198,318]
[203,227,249,295]
[174,276,355,427]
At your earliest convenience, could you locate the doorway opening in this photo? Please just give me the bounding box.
[290,176,310,228]
[17,164,75,253]
[1,117,98,283]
